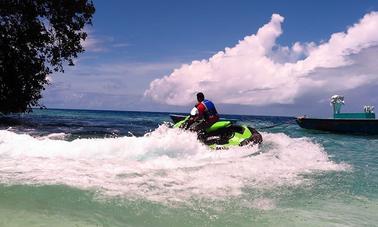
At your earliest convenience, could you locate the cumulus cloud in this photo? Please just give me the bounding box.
[145,12,378,106]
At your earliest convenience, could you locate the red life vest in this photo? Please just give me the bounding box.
[195,99,218,121]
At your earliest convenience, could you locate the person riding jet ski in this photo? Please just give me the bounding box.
[185,92,219,132]
[172,92,262,148]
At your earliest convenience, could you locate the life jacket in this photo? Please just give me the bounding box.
[196,99,218,120]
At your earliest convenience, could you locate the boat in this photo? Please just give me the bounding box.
[170,112,262,149]
[296,95,378,134]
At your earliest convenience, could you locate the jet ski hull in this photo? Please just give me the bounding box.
[170,114,262,149]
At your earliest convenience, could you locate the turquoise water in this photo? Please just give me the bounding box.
[0,109,377,226]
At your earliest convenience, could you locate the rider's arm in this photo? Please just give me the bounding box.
[186,105,204,129]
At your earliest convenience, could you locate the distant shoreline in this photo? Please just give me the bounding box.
[31,107,295,119]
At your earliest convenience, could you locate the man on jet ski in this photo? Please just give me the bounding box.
[185,92,219,131]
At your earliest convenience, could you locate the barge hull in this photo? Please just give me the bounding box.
[296,118,378,134]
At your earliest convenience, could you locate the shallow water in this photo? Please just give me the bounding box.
[0,109,377,226]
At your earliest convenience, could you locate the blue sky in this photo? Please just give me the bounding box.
[43,0,378,116]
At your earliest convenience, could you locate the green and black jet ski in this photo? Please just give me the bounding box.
[170,113,262,149]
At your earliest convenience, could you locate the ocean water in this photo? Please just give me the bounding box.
[0,109,377,227]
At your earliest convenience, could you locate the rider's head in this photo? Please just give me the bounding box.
[196,92,205,102]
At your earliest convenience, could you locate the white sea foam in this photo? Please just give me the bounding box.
[40,132,69,140]
[0,126,348,203]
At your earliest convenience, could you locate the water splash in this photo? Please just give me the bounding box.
[0,126,348,203]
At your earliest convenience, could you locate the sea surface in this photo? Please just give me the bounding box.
[0,109,377,227]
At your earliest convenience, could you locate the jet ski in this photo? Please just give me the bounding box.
[170,110,262,149]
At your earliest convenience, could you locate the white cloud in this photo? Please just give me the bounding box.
[43,61,183,110]
[81,29,129,52]
[81,31,107,52]
[145,12,378,106]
